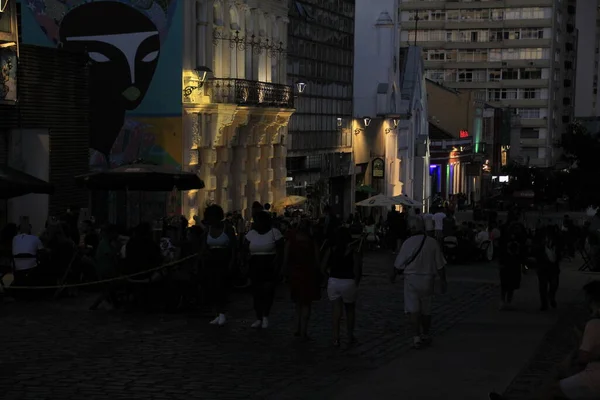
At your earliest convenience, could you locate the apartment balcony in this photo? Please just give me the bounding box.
[205,78,294,109]
[499,79,549,88]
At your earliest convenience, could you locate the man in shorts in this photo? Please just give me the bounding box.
[391,218,447,349]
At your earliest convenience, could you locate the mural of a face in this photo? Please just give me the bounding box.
[58,2,160,158]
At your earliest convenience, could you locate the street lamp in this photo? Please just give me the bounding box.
[355,116,372,134]
[337,117,343,127]
[183,66,213,98]
[296,80,307,94]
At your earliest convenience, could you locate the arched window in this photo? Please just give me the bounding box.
[229,6,240,31]
[245,9,254,34]
[258,13,267,37]
[272,17,280,40]
[213,1,223,26]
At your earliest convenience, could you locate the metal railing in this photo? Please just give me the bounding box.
[205,78,294,109]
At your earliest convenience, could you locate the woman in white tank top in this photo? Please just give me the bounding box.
[201,205,237,326]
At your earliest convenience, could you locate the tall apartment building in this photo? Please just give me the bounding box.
[286,0,355,217]
[399,0,577,168]
[574,0,600,118]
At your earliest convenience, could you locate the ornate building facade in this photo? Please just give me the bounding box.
[183,0,295,221]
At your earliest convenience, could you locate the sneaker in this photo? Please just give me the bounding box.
[251,320,262,328]
[261,317,269,329]
[209,316,220,325]
[217,314,226,326]
[412,336,422,349]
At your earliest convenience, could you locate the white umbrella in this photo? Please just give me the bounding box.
[356,194,402,207]
[391,194,421,207]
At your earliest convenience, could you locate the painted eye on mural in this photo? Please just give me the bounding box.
[141,51,159,63]
[88,52,110,62]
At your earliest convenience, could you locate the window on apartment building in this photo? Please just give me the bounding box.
[504,8,521,19]
[521,28,544,39]
[488,89,501,101]
[447,10,459,21]
[503,29,520,40]
[461,9,489,21]
[458,70,473,82]
[487,89,518,101]
[473,70,486,82]
[520,68,542,79]
[488,69,502,81]
[520,48,544,59]
[520,128,540,139]
[491,9,504,21]
[517,108,542,119]
[427,50,446,61]
[490,29,503,42]
[502,89,518,100]
[489,49,502,61]
[430,30,446,41]
[521,88,543,99]
[502,49,519,60]
[430,10,446,20]
[427,70,446,81]
[502,69,519,80]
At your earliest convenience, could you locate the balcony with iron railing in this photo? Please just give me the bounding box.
[205,78,294,109]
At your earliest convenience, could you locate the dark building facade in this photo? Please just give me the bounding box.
[0,0,90,228]
[286,0,355,217]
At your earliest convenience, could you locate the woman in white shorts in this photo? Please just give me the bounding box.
[322,227,362,347]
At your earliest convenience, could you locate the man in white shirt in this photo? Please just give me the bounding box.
[391,218,447,349]
[433,208,446,245]
[12,223,44,287]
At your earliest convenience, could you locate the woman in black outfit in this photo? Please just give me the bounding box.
[200,205,236,326]
[498,216,526,310]
[533,225,562,311]
[243,211,284,329]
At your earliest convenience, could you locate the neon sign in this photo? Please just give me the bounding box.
[460,130,469,138]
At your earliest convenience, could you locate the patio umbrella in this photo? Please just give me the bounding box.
[355,194,401,207]
[0,165,54,199]
[75,163,205,191]
[391,194,421,207]
[273,195,307,210]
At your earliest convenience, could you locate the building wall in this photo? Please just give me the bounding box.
[8,129,49,233]
[181,0,293,220]
[426,81,477,140]
[0,44,90,217]
[20,0,184,170]
[575,0,600,117]
[284,0,355,218]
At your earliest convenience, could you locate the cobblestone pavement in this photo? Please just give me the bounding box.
[0,252,497,400]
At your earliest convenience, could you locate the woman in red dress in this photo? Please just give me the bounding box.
[284,219,321,340]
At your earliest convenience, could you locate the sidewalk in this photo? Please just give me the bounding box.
[326,259,597,400]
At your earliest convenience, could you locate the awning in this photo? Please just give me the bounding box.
[0,165,54,199]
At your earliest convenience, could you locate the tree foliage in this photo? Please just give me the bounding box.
[559,122,600,208]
